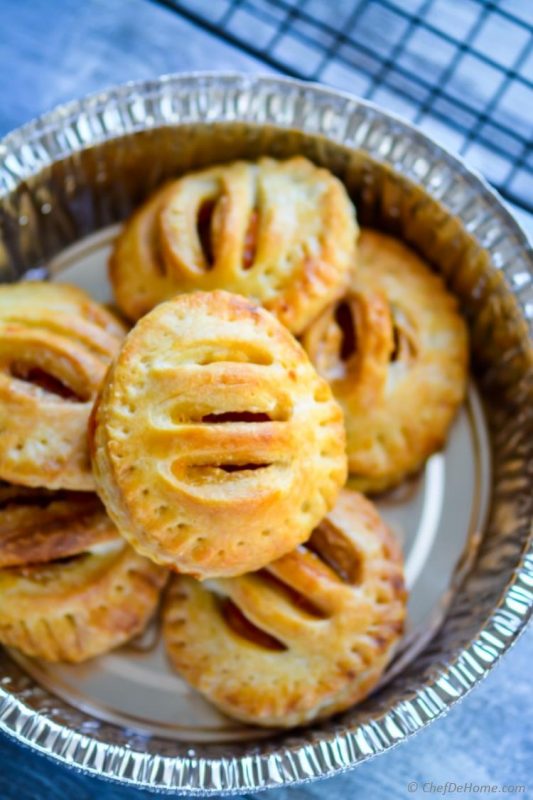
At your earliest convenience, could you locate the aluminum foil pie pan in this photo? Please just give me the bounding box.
[0,73,531,794]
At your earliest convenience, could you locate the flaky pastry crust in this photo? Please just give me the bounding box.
[90,290,347,578]
[0,282,126,490]
[0,485,117,568]
[302,230,468,492]
[110,157,358,334]
[0,485,167,662]
[163,489,406,728]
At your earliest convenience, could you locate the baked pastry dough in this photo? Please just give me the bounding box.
[0,282,126,490]
[91,290,347,578]
[302,230,468,492]
[0,484,117,568]
[110,157,358,334]
[0,484,167,662]
[163,489,406,728]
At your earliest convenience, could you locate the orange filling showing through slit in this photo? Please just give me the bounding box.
[242,209,259,270]
[257,569,328,619]
[201,411,272,424]
[306,528,363,585]
[9,363,86,402]
[197,199,217,267]
[218,463,271,473]
[220,597,287,651]
[334,301,357,361]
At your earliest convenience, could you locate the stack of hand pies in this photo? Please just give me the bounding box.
[0,157,468,729]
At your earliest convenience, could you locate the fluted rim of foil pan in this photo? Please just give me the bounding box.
[0,73,531,794]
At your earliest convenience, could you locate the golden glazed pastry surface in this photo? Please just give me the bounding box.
[110,157,358,334]
[163,489,406,728]
[91,290,347,578]
[0,282,126,490]
[0,485,117,568]
[0,485,167,662]
[302,230,468,493]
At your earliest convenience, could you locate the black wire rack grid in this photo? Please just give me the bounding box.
[153,0,533,218]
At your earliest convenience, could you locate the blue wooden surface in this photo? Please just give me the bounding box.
[0,1,531,797]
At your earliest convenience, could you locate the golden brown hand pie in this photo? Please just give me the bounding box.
[302,230,468,493]
[110,157,358,334]
[163,489,406,728]
[0,282,126,490]
[0,485,167,662]
[0,485,117,568]
[90,290,347,578]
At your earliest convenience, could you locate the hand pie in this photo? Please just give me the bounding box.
[0,282,126,490]
[163,489,406,728]
[0,484,118,568]
[0,485,167,662]
[110,157,358,334]
[302,230,468,493]
[90,290,347,578]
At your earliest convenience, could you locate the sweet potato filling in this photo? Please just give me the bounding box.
[242,209,259,269]
[334,301,357,361]
[306,523,363,585]
[197,198,217,267]
[10,362,85,401]
[220,597,287,651]
[202,411,272,424]
[257,569,328,619]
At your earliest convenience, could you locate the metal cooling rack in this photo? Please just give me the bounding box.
[152,0,533,220]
